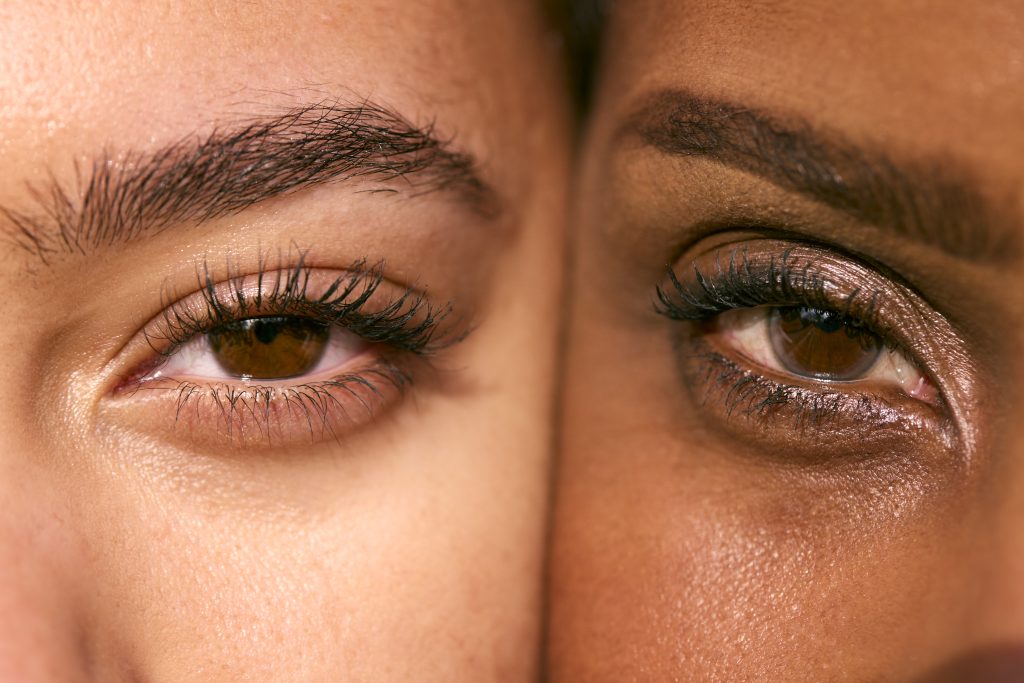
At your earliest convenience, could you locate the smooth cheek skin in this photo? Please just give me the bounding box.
[0,1,568,680]
[549,1,1024,681]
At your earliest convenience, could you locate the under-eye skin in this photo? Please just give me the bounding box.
[104,254,462,451]
[655,235,974,463]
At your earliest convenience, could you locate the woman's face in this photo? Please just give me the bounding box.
[552,0,1024,680]
[0,2,567,680]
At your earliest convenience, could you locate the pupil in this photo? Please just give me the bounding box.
[768,306,881,381]
[253,319,281,345]
[799,307,842,333]
[207,316,330,380]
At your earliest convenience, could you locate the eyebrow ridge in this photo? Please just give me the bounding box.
[626,90,1019,262]
[2,99,496,264]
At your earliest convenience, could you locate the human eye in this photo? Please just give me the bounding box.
[654,234,971,461]
[105,252,459,451]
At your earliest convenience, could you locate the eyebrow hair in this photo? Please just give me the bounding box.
[2,99,496,265]
[624,90,1019,262]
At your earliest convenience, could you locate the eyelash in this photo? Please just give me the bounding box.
[116,253,454,446]
[159,364,413,444]
[149,254,448,357]
[685,349,907,429]
[655,246,886,340]
[654,243,935,429]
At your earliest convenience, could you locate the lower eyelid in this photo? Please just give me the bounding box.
[678,340,956,455]
[104,357,413,452]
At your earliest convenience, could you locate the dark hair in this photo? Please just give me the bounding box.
[542,0,609,113]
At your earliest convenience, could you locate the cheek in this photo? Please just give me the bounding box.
[552,423,979,680]
[64,461,383,677]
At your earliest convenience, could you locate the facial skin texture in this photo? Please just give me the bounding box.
[0,2,568,681]
[551,1,1024,681]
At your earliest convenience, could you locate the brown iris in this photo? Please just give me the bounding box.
[208,316,330,380]
[768,306,882,381]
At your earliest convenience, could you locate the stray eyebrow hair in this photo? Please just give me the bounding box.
[625,90,1019,262]
[2,99,496,264]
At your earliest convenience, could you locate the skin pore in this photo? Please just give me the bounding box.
[0,2,568,681]
[550,1,1024,681]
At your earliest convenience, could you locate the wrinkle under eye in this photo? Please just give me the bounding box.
[208,316,329,380]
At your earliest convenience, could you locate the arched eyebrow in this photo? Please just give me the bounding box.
[2,99,498,265]
[621,90,1020,263]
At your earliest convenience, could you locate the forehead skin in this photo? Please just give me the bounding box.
[0,1,567,681]
[551,1,1024,681]
[0,1,544,200]
[597,0,1024,163]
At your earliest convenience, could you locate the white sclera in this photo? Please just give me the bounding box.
[148,323,368,383]
[717,308,935,401]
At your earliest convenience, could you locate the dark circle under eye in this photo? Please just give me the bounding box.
[768,306,882,381]
[208,316,330,380]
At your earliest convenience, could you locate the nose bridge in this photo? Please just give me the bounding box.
[0,440,89,682]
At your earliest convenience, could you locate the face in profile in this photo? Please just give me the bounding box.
[0,2,568,679]
[552,0,1024,680]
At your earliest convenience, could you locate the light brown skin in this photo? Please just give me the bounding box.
[551,1,1024,681]
[0,2,568,680]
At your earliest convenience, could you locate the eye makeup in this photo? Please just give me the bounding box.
[655,234,977,464]
[105,252,465,451]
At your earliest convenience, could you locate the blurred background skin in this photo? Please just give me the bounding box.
[0,1,569,680]
[550,0,1024,681]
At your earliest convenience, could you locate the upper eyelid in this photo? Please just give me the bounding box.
[97,261,454,393]
[658,226,946,319]
[146,259,451,356]
[658,243,888,328]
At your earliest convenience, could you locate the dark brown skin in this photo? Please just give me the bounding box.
[550,1,1024,681]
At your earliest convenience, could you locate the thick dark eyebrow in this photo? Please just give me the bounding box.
[2,99,496,264]
[624,90,1019,262]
